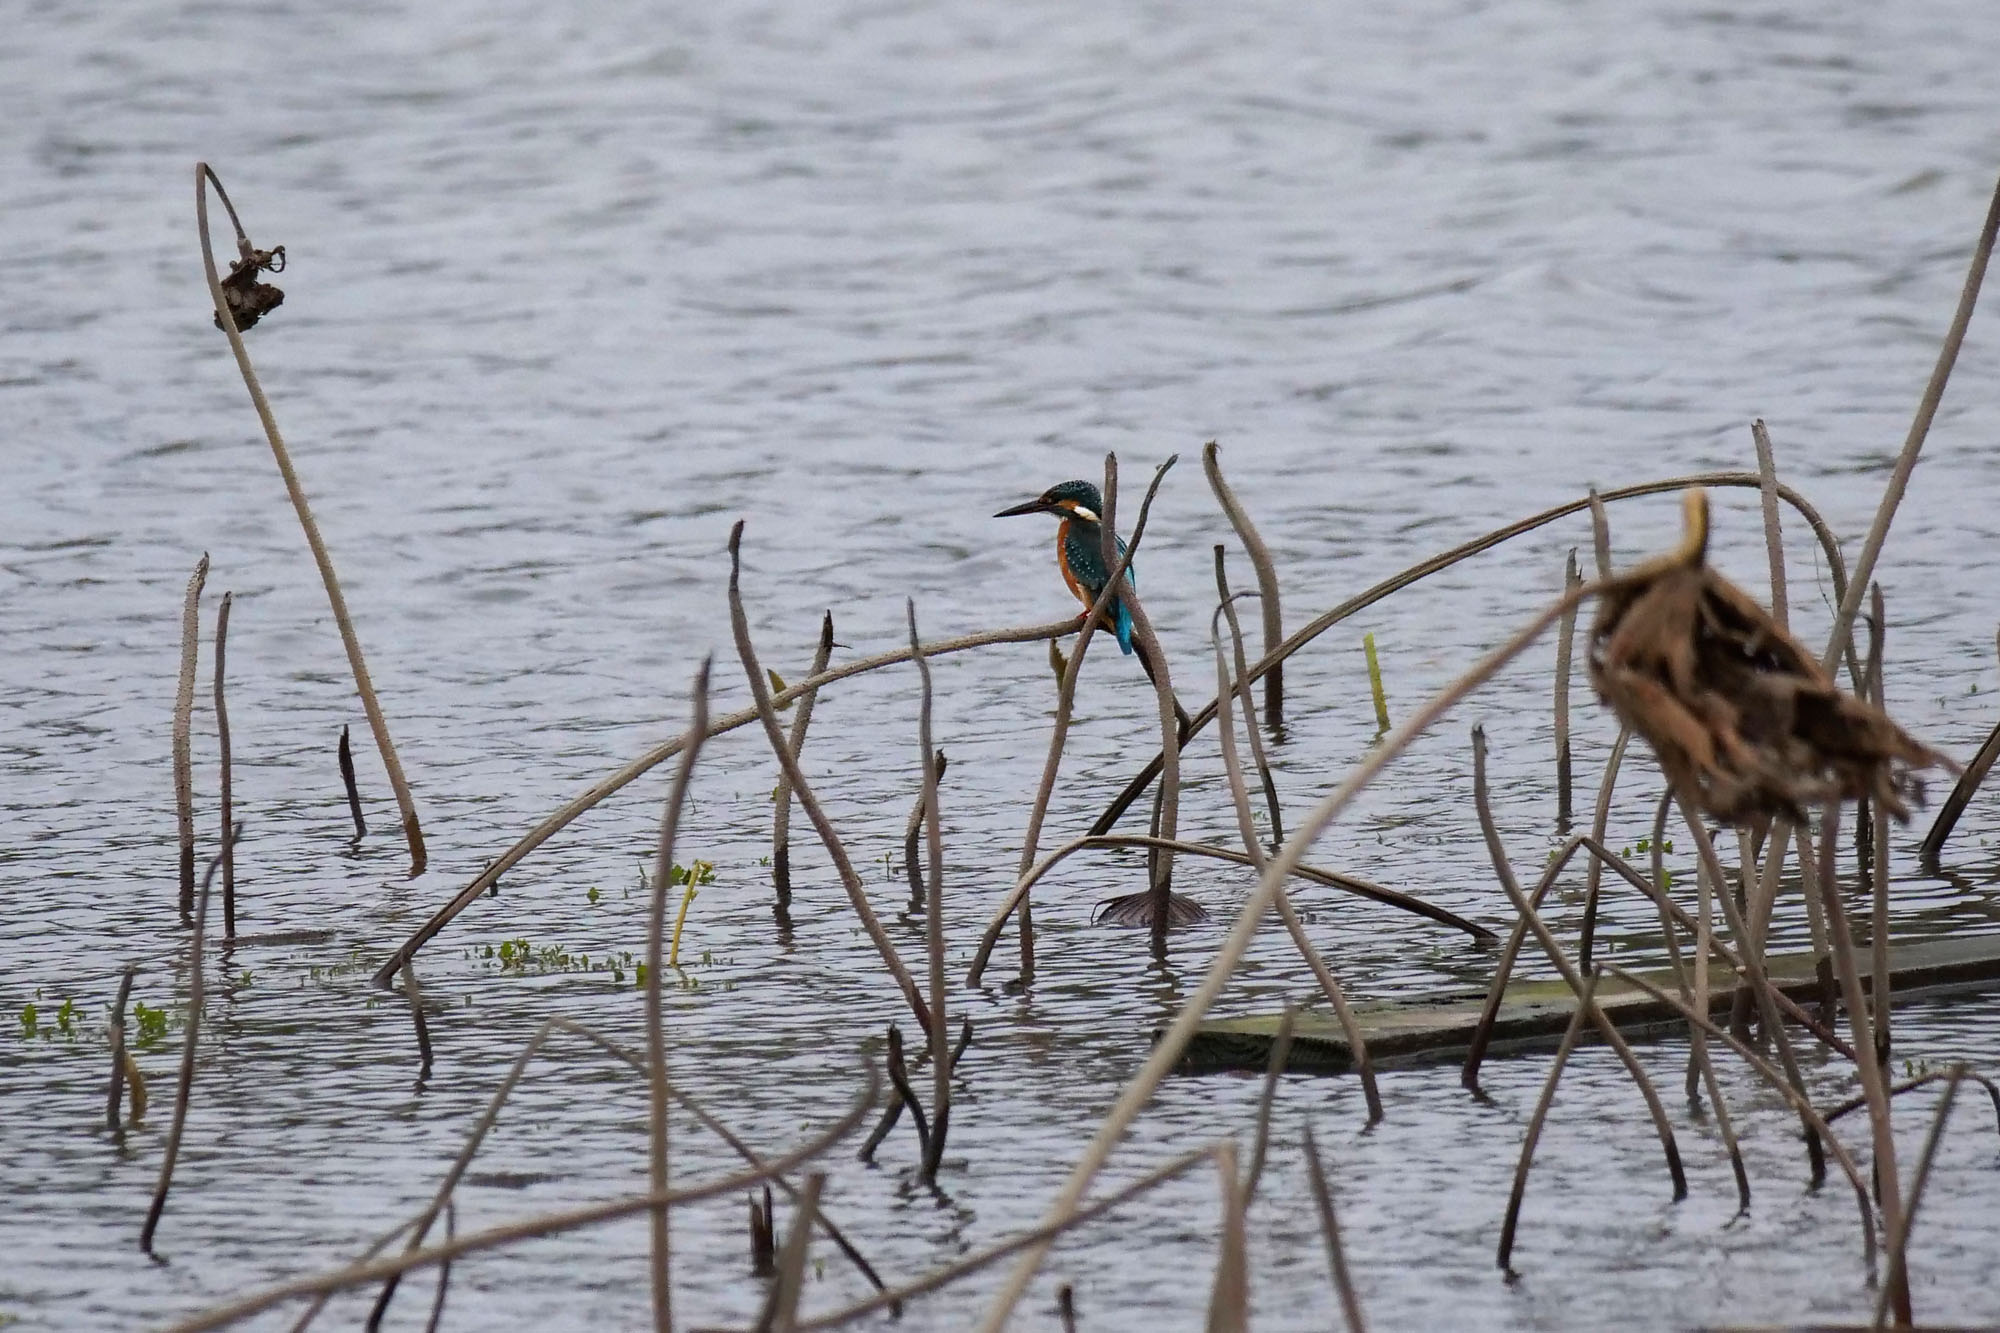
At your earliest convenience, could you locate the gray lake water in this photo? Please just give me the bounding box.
[6,1,2000,1328]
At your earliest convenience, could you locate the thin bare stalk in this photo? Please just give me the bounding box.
[1214,609,1381,1121]
[1753,420,1789,628]
[106,964,138,1132]
[1868,585,1892,1063]
[1240,1002,1296,1208]
[423,1203,454,1333]
[1826,1068,2000,1135]
[766,1173,824,1333]
[1204,441,1285,729]
[1872,1068,1965,1332]
[1576,728,1632,974]
[174,554,208,926]
[861,1017,970,1165]
[774,613,835,915]
[883,1025,930,1161]
[1497,974,1595,1271]
[142,823,237,1255]
[975,582,1595,1332]
[902,750,946,911]
[648,660,711,1333]
[909,602,951,1182]
[1087,471,1856,839]
[1554,549,1580,824]
[1921,715,2000,868]
[1472,730,1687,1202]
[165,1072,878,1333]
[214,591,236,937]
[1807,802,1908,1323]
[400,961,433,1082]
[339,725,366,839]
[372,614,1076,988]
[1605,962,1877,1267]
[730,525,930,1032]
[1587,488,1612,580]
[197,165,426,877]
[1204,1141,1248,1333]
[1302,1126,1367,1333]
[1214,555,1283,847]
[1818,171,2000,676]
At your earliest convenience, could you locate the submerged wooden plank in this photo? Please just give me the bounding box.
[1176,934,2000,1075]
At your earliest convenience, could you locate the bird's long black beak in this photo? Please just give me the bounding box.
[994,497,1055,518]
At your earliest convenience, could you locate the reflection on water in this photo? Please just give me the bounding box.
[5,0,2000,1328]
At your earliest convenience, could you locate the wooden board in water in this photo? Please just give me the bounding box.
[1177,934,2000,1075]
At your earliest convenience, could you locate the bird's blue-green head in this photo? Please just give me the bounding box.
[994,479,1105,524]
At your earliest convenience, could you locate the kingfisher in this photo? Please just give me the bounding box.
[995,479,1192,732]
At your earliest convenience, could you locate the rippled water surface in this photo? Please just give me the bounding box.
[7,1,2000,1328]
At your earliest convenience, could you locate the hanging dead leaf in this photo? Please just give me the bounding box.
[1587,488,1947,824]
[214,244,286,331]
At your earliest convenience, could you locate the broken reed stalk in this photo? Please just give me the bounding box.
[106,964,138,1132]
[1058,1285,1077,1333]
[647,660,712,1333]
[1497,971,1596,1271]
[1605,963,1879,1267]
[861,1016,971,1164]
[968,830,1492,988]
[782,1145,1217,1332]
[1818,170,2000,678]
[1920,627,2000,867]
[1086,470,1858,840]
[174,553,209,926]
[424,1203,454,1333]
[1204,1141,1248,1333]
[764,1172,824,1333]
[1302,1126,1368,1333]
[902,750,946,911]
[196,163,426,878]
[1662,804,1752,1208]
[338,725,367,839]
[1753,420,1789,629]
[1471,730,1688,1201]
[1872,1067,1966,1333]
[1805,801,1909,1323]
[1574,728,1631,974]
[1825,1068,2000,1134]
[1214,608,1382,1122]
[1868,586,1893,1062]
[1554,549,1580,823]
[774,613,836,915]
[214,591,236,937]
[882,1025,931,1161]
[974,580,1595,1332]
[1092,453,1189,954]
[375,614,1078,990]
[1239,1003,1296,1207]
[1012,454,1177,969]
[1204,440,1285,729]
[749,1185,777,1277]
[163,1072,879,1333]
[399,960,433,1082]
[908,602,951,1181]
[1588,488,1612,580]
[1213,556,1284,848]
[142,823,238,1255]
[730,524,931,1032]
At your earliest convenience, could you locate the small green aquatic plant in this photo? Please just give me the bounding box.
[133,1001,170,1048]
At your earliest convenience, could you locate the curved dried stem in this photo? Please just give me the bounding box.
[1872,1068,1965,1332]
[908,603,951,1181]
[214,591,236,937]
[1214,558,1284,846]
[903,750,946,912]
[774,613,836,915]
[1089,471,1856,839]
[372,614,1075,988]
[1204,1141,1248,1333]
[196,164,425,877]
[1240,1002,1296,1208]
[975,582,1594,1332]
[1303,1126,1368,1333]
[1574,728,1631,975]
[730,524,930,1032]
[174,553,208,925]
[1497,971,1596,1271]
[647,660,712,1332]
[1204,441,1285,729]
